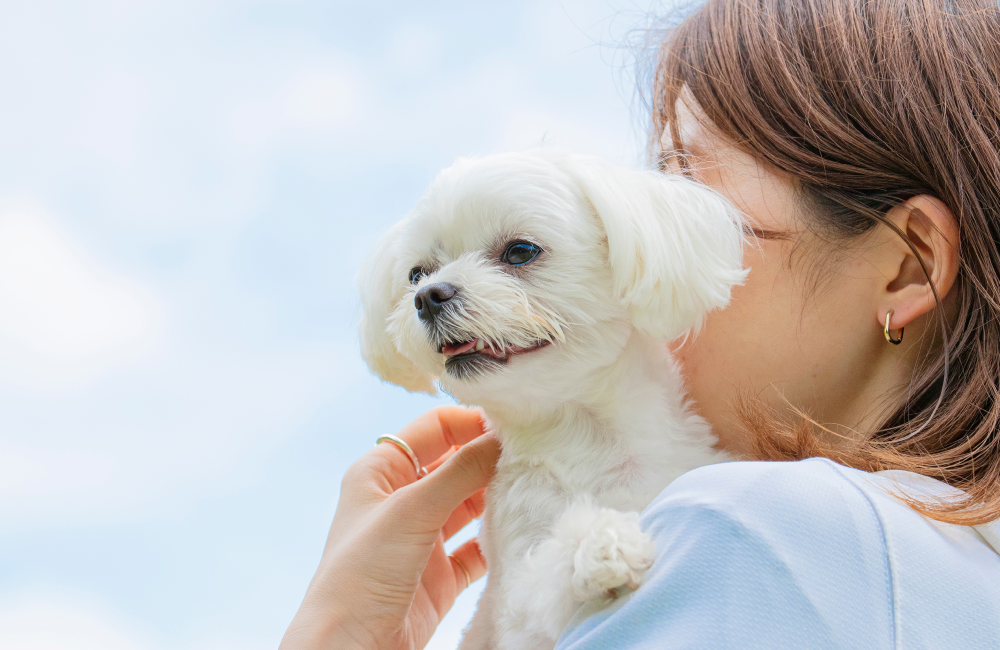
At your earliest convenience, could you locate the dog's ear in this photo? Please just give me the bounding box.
[358,220,437,395]
[567,158,748,340]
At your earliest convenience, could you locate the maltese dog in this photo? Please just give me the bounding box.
[358,150,746,650]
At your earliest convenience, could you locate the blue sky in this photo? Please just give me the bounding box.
[0,1,664,647]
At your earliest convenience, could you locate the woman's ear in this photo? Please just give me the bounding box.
[565,157,748,341]
[878,195,961,330]
[358,220,437,395]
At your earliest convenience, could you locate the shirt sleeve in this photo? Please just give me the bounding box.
[554,459,895,650]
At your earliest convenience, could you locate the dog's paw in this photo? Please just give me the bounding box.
[569,510,656,602]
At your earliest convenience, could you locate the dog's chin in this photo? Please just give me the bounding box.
[444,353,507,380]
[439,337,551,381]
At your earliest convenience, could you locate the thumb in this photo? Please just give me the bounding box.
[396,433,500,530]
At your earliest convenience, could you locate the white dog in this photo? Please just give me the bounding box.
[358,150,747,650]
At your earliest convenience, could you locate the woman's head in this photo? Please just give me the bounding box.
[649,0,1000,524]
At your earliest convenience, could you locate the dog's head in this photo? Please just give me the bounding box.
[358,150,747,406]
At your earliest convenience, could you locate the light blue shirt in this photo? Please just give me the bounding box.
[555,458,1000,649]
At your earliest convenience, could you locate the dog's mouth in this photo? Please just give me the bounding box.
[438,337,550,381]
[438,337,551,361]
[435,337,550,380]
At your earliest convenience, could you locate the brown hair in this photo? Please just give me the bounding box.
[650,0,1000,525]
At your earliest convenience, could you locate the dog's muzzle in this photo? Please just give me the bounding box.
[413,280,551,380]
[414,282,457,323]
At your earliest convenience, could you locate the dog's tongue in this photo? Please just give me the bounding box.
[441,339,478,356]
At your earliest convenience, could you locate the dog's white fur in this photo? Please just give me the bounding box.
[359,150,747,650]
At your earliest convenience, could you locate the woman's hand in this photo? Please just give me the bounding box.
[280,405,499,650]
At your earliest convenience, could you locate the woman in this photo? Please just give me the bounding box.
[281,0,1000,648]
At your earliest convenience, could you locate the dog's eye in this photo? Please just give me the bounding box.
[501,241,542,266]
[408,267,426,285]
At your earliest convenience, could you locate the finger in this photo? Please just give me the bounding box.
[450,538,487,590]
[424,445,458,475]
[396,405,487,466]
[395,434,500,530]
[442,488,486,541]
[370,406,486,489]
[357,444,455,498]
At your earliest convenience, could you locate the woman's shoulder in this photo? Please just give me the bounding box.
[645,457,876,531]
[555,459,1000,650]
[648,459,1000,618]
[651,459,897,642]
[558,459,896,649]
[648,458,1000,571]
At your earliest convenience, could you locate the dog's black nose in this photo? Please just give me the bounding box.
[414,282,457,321]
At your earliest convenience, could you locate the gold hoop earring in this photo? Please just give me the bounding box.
[884,310,904,345]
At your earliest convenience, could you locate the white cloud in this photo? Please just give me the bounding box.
[0,588,270,650]
[0,198,347,528]
[384,23,444,74]
[0,338,349,528]
[0,590,152,650]
[0,201,163,390]
[227,57,371,154]
[282,66,364,130]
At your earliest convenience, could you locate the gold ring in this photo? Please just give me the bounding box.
[885,310,904,345]
[375,434,427,479]
[451,554,472,589]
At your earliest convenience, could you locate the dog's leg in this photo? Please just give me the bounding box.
[563,501,656,601]
[458,578,498,650]
[495,607,558,650]
[505,498,656,645]
[503,535,578,644]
